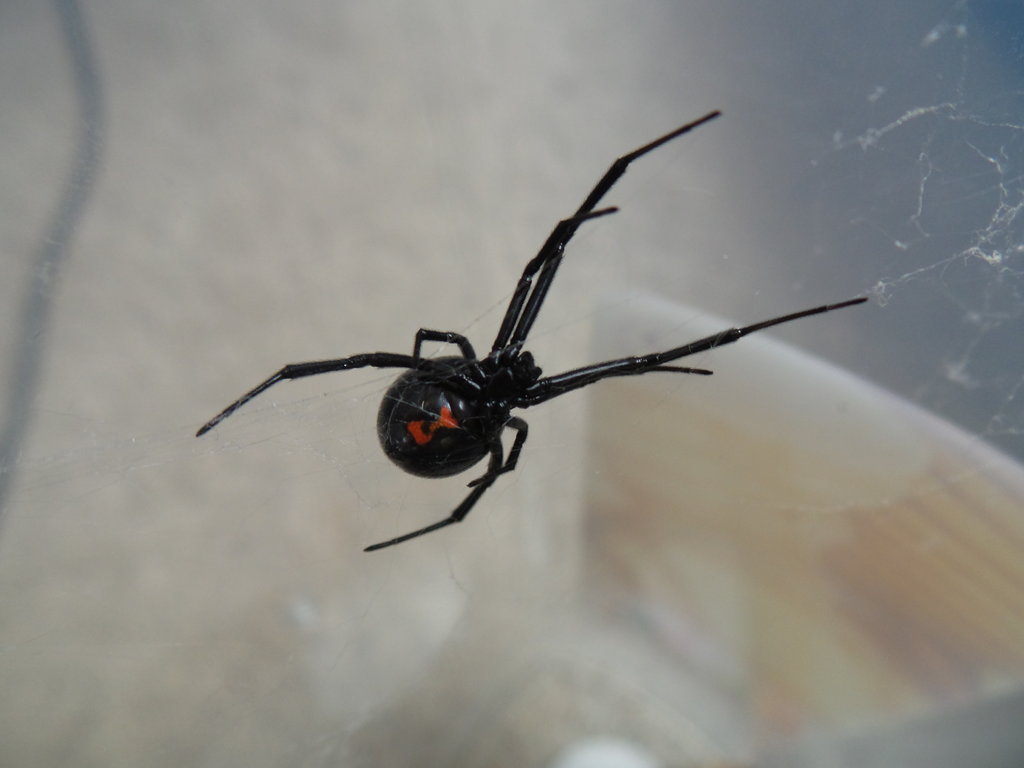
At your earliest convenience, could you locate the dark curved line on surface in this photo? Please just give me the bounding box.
[0,0,104,528]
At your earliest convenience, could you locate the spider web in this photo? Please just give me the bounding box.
[806,1,1024,463]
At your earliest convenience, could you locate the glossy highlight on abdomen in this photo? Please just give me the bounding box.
[376,360,490,478]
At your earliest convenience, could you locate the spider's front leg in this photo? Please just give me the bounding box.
[490,110,721,354]
[519,297,868,406]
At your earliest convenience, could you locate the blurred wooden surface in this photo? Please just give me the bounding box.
[584,296,1024,750]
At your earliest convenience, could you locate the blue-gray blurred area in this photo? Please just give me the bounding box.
[0,0,1022,766]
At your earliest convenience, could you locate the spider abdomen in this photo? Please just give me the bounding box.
[376,361,490,478]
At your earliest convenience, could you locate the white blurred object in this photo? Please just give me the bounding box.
[551,737,660,768]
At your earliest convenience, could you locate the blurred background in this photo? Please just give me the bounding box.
[1,0,1022,766]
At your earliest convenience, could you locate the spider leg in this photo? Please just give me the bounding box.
[196,352,417,437]
[467,416,527,487]
[644,365,714,375]
[519,297,867,406]
[364,435,506,552]
[490,111,721,355]
[413,329,476,361]
[490,207,618,354]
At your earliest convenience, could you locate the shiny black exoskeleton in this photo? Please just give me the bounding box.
[376,358,492,478]
[196,111,867,551]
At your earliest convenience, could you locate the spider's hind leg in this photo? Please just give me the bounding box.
[467,417,527,487]
[364,435,505,551]
[364,415,530,550]
[196,352,418,437]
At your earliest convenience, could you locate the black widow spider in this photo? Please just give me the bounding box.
[197,111,867,552]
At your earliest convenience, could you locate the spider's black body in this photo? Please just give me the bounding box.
[376,356,497,478]
[197,111,867,552]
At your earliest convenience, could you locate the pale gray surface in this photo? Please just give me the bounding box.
[0,1,1021,765]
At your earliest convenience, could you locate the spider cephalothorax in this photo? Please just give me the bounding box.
[482,349,542,402]
[197,111,867,551]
